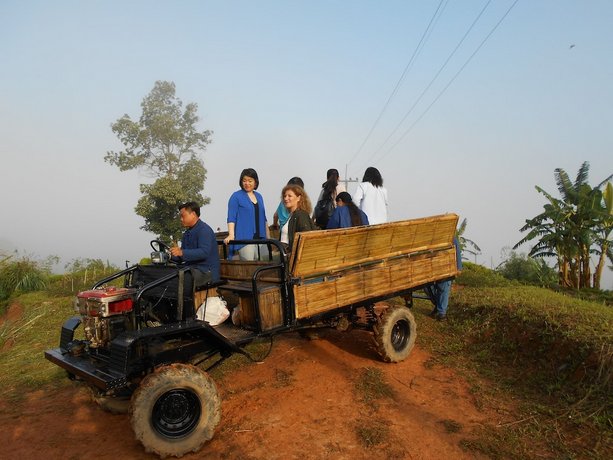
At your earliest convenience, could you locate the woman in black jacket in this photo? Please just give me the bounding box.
[279,184,317,250]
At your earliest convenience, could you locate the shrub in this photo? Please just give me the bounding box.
[456,262,512,288]
[0,256,48,306]
[496,251,558,287]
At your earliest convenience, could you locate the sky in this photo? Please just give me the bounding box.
[1,1,612,288]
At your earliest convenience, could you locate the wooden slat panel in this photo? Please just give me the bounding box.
[290,214,458,278]
[238,286,283,331]
[294,246,457,319]
[220,260,281,282]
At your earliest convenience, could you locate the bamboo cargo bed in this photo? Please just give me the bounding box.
[217,214,459,331]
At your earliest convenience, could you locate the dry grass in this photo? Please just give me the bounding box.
[354,418,390,447]
[353,366,395,408]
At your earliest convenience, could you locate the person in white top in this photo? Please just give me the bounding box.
[353,167,388,225]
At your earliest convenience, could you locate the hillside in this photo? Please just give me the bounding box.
[0,268,611,459]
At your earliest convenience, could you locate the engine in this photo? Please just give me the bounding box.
[75,286,137,348]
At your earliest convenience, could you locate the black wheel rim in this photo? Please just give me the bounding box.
[152,389,201,439]
[391,319,409,351]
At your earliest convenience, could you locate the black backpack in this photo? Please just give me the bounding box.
[314,194,334,228]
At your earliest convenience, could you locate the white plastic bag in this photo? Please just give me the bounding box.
[196,296,230,325]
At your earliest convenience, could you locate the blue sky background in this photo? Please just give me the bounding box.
[1,1,612,287]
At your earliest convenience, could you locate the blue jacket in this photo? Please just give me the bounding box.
[327,206,369,229]
[176,219,220,280]
[227,189,268,256]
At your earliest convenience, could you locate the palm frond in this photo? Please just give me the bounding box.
[554,168,574,201]
[574,161,590,189]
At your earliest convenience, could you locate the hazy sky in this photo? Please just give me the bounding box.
[1,1,612,287]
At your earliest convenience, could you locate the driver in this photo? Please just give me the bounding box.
[170,201,221,283]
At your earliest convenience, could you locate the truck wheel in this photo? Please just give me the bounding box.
[131,364,221,458]
[373,306,417,363]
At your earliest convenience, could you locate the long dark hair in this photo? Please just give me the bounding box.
[321,168,339,197]
[336,192,362,227]
[362,167,383,187]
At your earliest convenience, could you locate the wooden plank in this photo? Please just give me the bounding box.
[294,246,457,319]
[290,214,458,279]
[237,286,283,331]
[220,260,281,282]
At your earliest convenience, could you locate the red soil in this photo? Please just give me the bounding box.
[0,327,510,459]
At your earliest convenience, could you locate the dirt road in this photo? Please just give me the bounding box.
[0,328,508,459]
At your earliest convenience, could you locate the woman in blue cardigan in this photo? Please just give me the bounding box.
[224,168,270,260]
[326,192,369,229]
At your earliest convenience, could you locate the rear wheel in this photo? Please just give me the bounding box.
[373,306,417,363]
[131,364,221,458]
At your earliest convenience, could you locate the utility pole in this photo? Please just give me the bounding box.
[343,164,359,191]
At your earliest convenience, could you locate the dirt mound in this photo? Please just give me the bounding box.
[0,302,23,326]
[0,330,507,459]
[0,302,24,352]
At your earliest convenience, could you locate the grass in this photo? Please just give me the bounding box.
[351,367,395,447]
[354,418,390,447]
[0,292,76,401]
[451,286,613,415]
[353,367,395,406]
[406,263,613,459]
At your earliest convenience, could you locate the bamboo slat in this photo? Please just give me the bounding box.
[290,213,458,278]
[295,248,456,318]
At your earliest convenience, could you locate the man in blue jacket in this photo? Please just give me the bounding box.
[170,201,221,282]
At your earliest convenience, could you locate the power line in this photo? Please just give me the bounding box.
[373,0,520,166]
[362,0,493,168]
[346,0,448,169]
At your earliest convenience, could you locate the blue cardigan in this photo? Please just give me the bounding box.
[327,206,369,229]
[227,189,268,255]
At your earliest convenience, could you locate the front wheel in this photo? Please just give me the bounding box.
[373,306,417,363]
[130,364,221,458]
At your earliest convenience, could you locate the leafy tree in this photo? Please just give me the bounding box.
[515,162,612,289]
[592,182,613,289]
[105,81,212,241]
[515,185,575,287]
[456,218,481,261]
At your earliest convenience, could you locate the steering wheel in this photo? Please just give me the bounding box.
[150,240,171,252]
